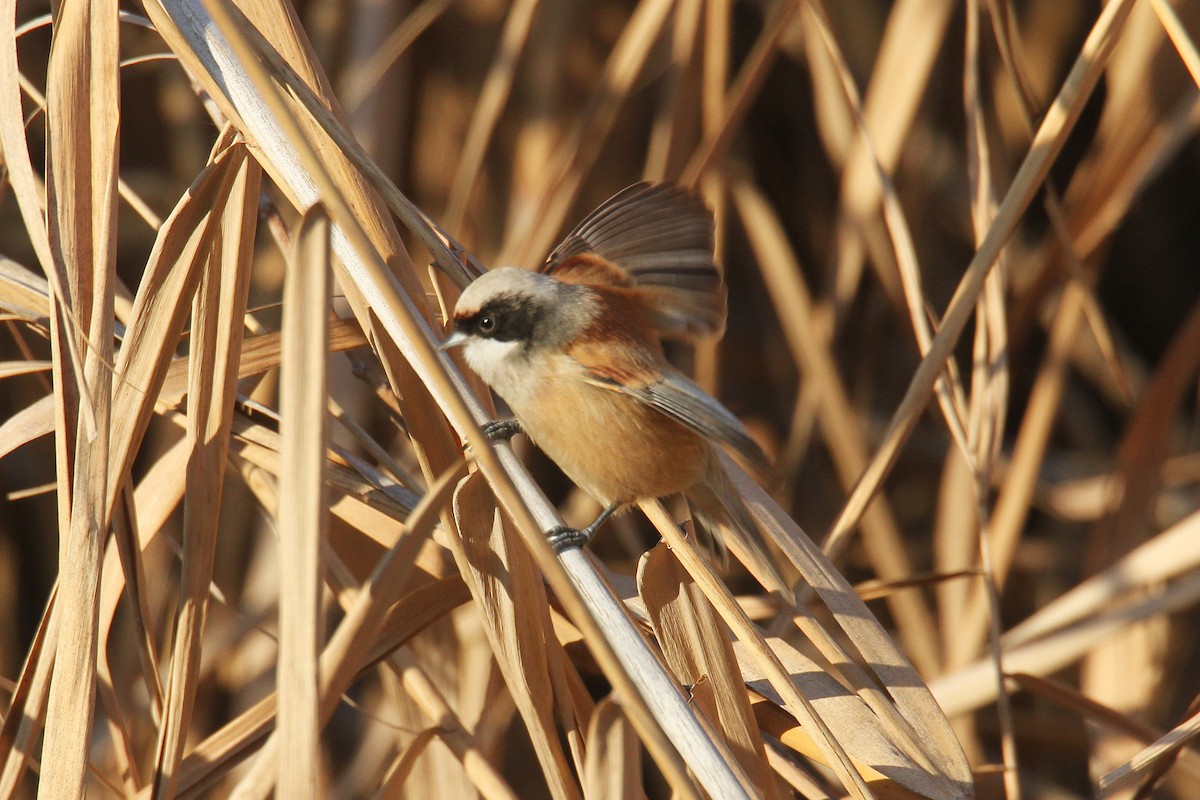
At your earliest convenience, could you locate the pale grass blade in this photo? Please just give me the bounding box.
[37,1,120,796]
[276,206,333,799]
[151,143,261,797]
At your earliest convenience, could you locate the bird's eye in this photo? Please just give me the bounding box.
[478,314,497,335]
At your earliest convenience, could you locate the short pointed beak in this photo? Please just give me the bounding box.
[438,330,468,352]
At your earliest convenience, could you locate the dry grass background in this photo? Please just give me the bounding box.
[1,0,1199,797]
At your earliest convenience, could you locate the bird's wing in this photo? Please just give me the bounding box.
[628,370,772,478]
[573,338,771,476]
[542,182,726,341]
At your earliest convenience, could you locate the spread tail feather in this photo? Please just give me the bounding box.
[686,458,790,593]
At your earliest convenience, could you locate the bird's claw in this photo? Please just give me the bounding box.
[481,418,523,442]
[546,501,619,553]
[546,525,592,553]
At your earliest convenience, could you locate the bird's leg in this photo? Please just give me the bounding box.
[481,418,523,442]
[546,502,620,553]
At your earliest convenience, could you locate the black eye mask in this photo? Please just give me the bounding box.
[457,293,545,344]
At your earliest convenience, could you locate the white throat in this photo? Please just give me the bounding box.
[461,338,538,408]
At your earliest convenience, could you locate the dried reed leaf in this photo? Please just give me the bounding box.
[694,0,730,393]
[205,0,418,285]
[451,471,582,800]
[1081,299,1200,778]
[95,547,146,794]
[0,257,50,319]
[947,281,1089,668]
[148,0,477,481]
[0,18,54,278]
[555,540,750,799]
[653,482,968,797]
[0,360,50,378]
[108,138,252,488]
[1148,0,1200,89]
[327,398,421,495]
[374,727,440,800]
[131,431,191,537]
[637,544,780,798]
[1008,672,1200,787]
[339,0,452,113]
[147,0,476,571]
[316,528,479,798]
[749,693,949,800]
[854,570,978,603]
[142,694,276,800]
[637,498,877,799]
[38,1,120,795]
[931,453,979,642]
[643,0,702,182]
[1012,510,1200,650]
[973,572,1200,716]
[9,49,165,235]
[700,0,730,142]
[0,0,93,431]
[366,576,474,668]
[222,415,413,526]
[962,1,1018,790]
[723,460,973,793]
[1067,2,1195,257]
[806,0,976,475]
[833,0,955,231]
[0,394,53,461]
[582,698,644,800]
[152,141,260,797]
[947,0,1167,661]
[5,0,1198,794]
[276,206,332,798]
[382,649,521,800]
[102,481,167,722]
[166,6,482,291]
[0,145,254,472]
[130,574,471,799]
[762,737,838,800]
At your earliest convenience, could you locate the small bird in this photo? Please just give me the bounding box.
[441,182,772,556]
